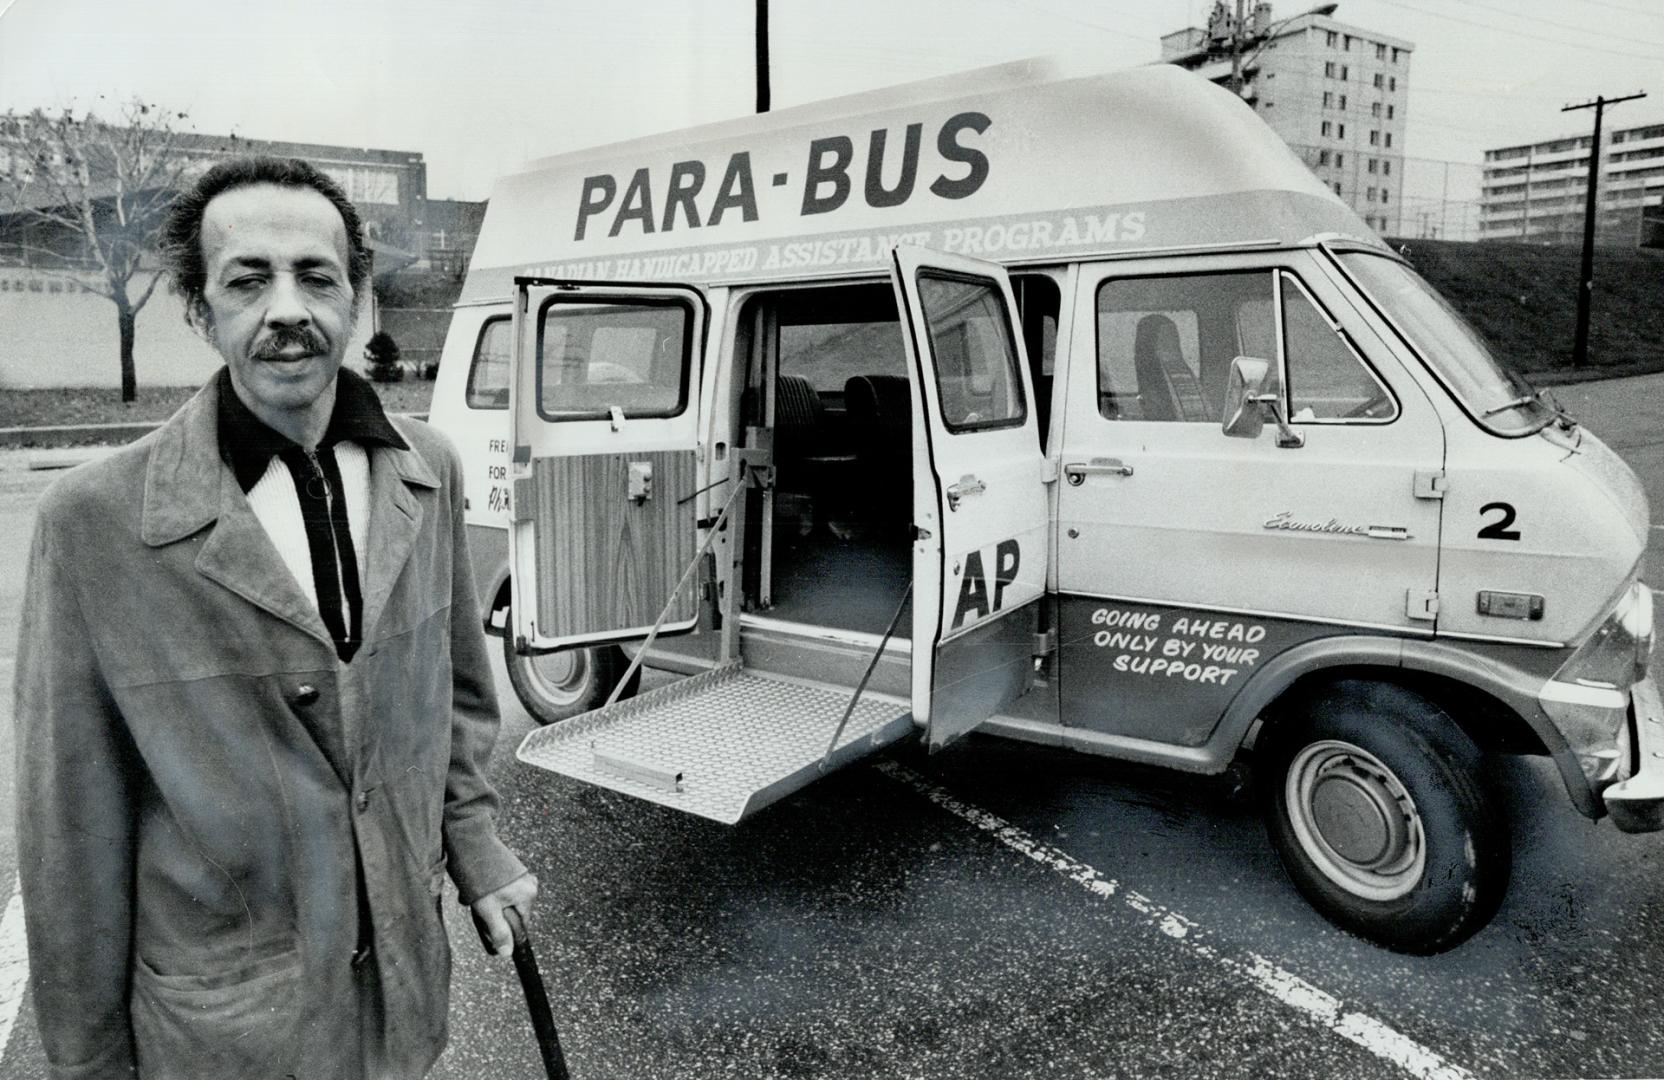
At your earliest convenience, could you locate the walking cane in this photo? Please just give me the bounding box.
[479,907,572,1079]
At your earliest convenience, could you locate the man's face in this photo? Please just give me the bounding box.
[198,183,357,422]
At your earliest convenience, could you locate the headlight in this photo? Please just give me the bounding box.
[1542,581,1652,786]
[1559,581,1653,691]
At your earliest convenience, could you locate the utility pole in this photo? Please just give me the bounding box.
[1223,1,1338,99]
[1229,0,1247,99]
[1561,90,1645,368]
[1439,160,1449,240]
[755,0,770,114]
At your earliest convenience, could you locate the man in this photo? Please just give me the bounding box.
[16,157,537,1079]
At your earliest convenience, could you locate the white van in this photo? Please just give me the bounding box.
[429,58,1658,953]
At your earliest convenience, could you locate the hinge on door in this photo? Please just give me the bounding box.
[511,477,537,523]
[1407,589,1440,621]
[1040,459,1059,484]
[1032,628,1058,658]
[1413,470,1447,499]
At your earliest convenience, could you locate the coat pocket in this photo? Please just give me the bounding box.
[130,949,304,1080]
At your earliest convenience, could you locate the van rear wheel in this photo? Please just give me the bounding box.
[502,622,641,726]
[1257,679,1510,954]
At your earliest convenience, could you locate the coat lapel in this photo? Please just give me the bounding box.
[141,379,334,649]
[359,418,440,643]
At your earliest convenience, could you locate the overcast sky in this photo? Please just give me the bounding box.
[0,0,1658,204]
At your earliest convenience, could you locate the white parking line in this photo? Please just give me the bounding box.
[0,885,27,1061]
[876,761,1476,1080]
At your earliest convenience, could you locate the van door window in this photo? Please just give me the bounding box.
[1280,272,1397,422]
[1095,272,1275,422]
[465,316,511,410]
[917,273,1027,432]
[537,299,692,421]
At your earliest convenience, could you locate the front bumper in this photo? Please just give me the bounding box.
[1604,675,1664,833]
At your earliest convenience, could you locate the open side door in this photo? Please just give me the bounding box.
[890,247,1051,752]
[507,277,708,651]
[511,276,913,826]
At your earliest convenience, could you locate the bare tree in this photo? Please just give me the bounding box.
[0,100,220,402]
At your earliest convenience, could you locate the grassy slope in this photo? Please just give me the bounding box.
[1389,239,1664,383]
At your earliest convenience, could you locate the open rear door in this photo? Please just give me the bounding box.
[890,247,1050,751]
[507,277,707,651]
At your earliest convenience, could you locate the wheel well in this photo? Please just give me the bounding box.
[1265,665,1549,757]
[485,577,512,636]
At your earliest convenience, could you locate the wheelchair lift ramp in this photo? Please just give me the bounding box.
[516,660,914,824]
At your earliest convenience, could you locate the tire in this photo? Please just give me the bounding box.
[1256,679,1510,954]
[501,622,641,726]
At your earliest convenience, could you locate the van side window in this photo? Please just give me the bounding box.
[464,316,511,410]
[917,272,1027,433]
[1280,272,1396,422]
[1095,272,1275,422]
[537,299,691,421]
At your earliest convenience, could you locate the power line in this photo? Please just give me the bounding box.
[1374,0,1661,62]
[1569,0,1664,18]
[975,0,1153,44]
[1456,0,1664,50]
[1410,83,1572,102]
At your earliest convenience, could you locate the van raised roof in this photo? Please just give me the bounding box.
[460,57,1384,302]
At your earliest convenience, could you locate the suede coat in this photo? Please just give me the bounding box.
[15,378,526,1080]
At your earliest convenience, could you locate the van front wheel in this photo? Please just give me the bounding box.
[502,627,640,726]
[1257,680,1510,954]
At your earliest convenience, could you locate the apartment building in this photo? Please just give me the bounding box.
[1162,3,1413,235]
[1480,119,1664,243]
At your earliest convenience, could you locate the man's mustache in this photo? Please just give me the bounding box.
[252,327,329,360]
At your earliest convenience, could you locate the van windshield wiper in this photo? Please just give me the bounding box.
[1482,390,1542,418]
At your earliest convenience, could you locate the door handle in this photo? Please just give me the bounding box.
[1064,458,1134,485]
[945,474,987,511]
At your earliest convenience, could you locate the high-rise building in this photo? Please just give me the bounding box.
[1479,119,1664,244]
[1162,3,1412,235]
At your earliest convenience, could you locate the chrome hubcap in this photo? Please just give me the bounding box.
[522,647,591,707]
[1286,740,1425,901]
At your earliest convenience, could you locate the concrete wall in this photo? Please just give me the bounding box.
[0,267,375,389]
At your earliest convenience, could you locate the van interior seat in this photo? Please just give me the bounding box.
[773,374,824,490]
[773,372,864,537]
[1133,313,1212,423]
[845,374,909,452]
[844,374,912,529]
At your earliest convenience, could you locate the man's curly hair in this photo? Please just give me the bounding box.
[162,156,372,326]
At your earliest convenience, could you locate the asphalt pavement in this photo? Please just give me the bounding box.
[0,372,1660,1079]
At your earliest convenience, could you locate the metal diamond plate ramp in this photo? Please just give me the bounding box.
[516,660,916,824]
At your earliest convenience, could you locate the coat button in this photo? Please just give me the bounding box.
[293,684,320,707]
[355,791,370,813]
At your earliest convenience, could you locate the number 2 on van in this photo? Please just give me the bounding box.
[431,57,1658,957]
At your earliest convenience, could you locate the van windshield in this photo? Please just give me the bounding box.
[1339,252,1554,436]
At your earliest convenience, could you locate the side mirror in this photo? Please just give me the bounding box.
[1223,356,1271,439]
[1222,356,1305,448]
